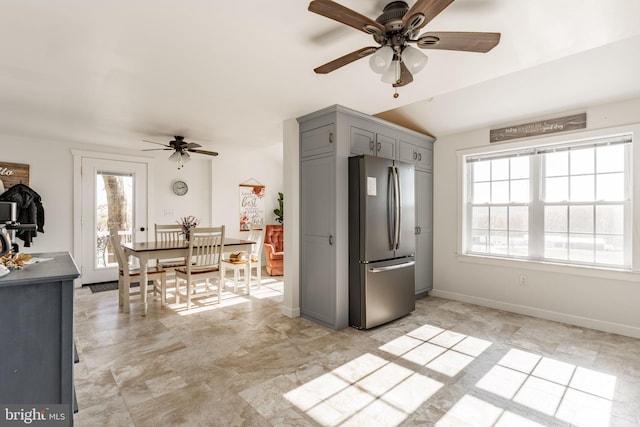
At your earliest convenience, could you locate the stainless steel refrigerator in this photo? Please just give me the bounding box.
[349,154,416,329]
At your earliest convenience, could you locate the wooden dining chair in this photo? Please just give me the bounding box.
[109,227,167,311]
[222,223,265,294]
[154,223,187,272]
[174,226,225,310]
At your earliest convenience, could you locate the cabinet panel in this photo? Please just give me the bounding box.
[300,155,337,327]
[301,124,335,157]
[417,146,433,171]
[399,140,417,164]
[376,133,396,159]
[350,126,375,156]
[415,170,433,294]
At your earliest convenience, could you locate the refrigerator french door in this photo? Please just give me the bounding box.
[349,155,416,329]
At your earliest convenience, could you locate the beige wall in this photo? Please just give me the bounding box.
[432,96,640,338]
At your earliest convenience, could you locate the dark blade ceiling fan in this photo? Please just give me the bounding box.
[142,136,218,169]
[308,0,501,96]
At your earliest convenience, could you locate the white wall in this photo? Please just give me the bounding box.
[433,96,640,339]
[1,135,282,256]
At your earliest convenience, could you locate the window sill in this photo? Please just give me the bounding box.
[456,253,639,282]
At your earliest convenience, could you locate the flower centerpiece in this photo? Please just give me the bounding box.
[178,215,200,241]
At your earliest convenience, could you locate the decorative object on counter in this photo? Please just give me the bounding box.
[273,192,283,224]
[239,178,265,231]
[0,183,44,247]
[172,180,189,196]
[178,215,200,241]
[0,252,32,270]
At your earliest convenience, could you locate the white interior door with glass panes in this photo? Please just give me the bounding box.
[80,158,148,284]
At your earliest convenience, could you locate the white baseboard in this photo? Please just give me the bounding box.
[281,305,300,318]
[430,289,640,340]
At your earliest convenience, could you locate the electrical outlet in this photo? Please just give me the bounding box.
[163,208,174,217]
[519,275,528,286]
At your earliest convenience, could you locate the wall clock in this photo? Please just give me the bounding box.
[172,180,188,196]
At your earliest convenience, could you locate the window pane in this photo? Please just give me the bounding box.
[471,229,488,252]
[545,177,568,202]
[595,235,624,265]
[473,160,491,182]
[492,158,509,180]
[570,175,594,201]
[489,231,508,254]
[490,207,508,230]
[569,234,594,263]
[510,179,530,203]
[570,147,594,175]
[509,206,528,231]
[473,182,490,203]
[545,151,568,177]
[492,181,509,203]
[545,233,568,260]
[569,205,593,233]
[511,156,530,179]
[596,205,624,234]
[545,206,567,232]
[472,207,489,229]
[596,145,624,173]
[509,231,528,256]
[596,173,624,201]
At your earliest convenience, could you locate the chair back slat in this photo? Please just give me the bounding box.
[247,224,266,260]
[109,226,129,277]
[188,226,225,271]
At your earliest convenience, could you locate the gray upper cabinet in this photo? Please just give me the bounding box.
[399,140,433,171]
[298,105,435,329]
[350,126,396,159]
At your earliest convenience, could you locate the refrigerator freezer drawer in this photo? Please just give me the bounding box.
[350,259,415,329]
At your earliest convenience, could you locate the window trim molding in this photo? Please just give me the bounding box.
[456,122,640,274]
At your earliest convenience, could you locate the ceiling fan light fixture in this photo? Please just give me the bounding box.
[402,45,428,74]
[381,59,401,84]
[369,46,394,74]
[169,150,182,162]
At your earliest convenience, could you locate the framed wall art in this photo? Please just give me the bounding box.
[238,178,265,231]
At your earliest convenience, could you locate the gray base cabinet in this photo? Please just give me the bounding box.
[0,252,80,421]
[298,105,434,329]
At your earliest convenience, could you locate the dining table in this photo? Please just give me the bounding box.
[121,237,255,315]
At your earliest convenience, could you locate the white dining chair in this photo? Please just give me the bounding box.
[222,224,265,294]
[109,226,167,310]
[174,226,225,310]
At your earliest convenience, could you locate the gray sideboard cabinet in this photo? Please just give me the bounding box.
[0,251,80,421]
[298,105,435,329]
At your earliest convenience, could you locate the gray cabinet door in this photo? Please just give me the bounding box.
[415,169,433,294]
[301,123,335,158]
[350,127,375,156]
[376,133,396,159]
[300,155,336,327]
[416,146,432,171]
[399,140,417,164]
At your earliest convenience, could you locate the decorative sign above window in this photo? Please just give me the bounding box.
[0,161,30,193]
[490,113,587,143]
[239,178,265,231]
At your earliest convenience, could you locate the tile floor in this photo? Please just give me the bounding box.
[73,275,640,426]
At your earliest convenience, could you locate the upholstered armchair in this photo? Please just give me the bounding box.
[264,224,284,276]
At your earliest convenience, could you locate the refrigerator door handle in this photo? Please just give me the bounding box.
[393,166,401,250]
[369,261,415,273]
[387,167,395,249]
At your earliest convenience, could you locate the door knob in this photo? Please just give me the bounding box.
[139,227,146,232]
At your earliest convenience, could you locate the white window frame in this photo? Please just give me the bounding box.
[456,123,639,279]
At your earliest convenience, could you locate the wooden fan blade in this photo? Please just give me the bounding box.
[314,46,377,74]
[403,0,454,31]
[309,0,385,35]
[184,142,202,149]
[416,31,501,52]
[393,62,414,87]
[141,148,173,152]
[188,149,219,157]
[142,139,170,147]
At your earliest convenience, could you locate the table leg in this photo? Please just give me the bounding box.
[139,256,149,316]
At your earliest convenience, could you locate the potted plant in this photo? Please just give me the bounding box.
[273,192,283,224]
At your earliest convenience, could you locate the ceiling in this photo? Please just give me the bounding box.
[2,1,640,155]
